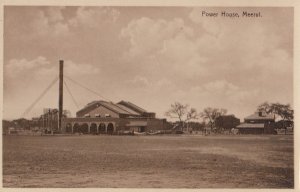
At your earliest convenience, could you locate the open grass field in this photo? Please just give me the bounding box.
[3,134,294,188]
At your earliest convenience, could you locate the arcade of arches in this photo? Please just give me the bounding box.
[65,122,115,134]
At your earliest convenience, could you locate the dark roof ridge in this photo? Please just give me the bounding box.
[77,100,123,115]
[108,101,134,114]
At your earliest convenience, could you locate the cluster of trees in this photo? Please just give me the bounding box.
[2,118,32,134]
[257,102,293,121]
[165,101,294,131]
[165,102,227,131]
[257,102,294,130]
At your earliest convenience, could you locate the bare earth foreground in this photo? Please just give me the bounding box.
[3,134,293,188]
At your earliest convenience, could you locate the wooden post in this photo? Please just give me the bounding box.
[58,60,64,132]
[50,109,53,135]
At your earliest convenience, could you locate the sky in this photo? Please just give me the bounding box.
[3,6,293,121]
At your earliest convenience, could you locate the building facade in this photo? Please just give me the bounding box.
[61,100,171,134]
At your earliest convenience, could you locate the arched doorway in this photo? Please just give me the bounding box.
[90,123,97,134]
[107,123,114,135]
[73,123,80,133]
[79,123,89,134]
[66,123,72,133]
[99,123,106,134]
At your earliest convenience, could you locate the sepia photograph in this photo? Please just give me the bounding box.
[2,3,296,189]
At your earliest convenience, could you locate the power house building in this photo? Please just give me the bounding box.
[61,100,171,134]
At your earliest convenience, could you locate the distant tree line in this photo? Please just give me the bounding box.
[2,118,32,134]
[165,101,294,132]
[2,109,71,133]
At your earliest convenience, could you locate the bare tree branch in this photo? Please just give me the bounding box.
[200,107,227,129]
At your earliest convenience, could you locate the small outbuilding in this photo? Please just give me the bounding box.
[237,111,275,134]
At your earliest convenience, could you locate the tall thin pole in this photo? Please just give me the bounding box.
[58,60,64,132]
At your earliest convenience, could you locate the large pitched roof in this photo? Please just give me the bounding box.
[77,100,144,116]
[244,112,274,120]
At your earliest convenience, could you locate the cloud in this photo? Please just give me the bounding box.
[5,56,50,78]
[203,80,238,93]
[120,14,288,84]
[64,60,100,76]
[189,8,223,36]
[199,80,259,104]
[119,11,293,79]
[46,7,65,23]
[120,17,194,58]
[127,75,151,88]
[31,8,69,36]
[30,7,120,37]
[120,17,211,82]
[69,7,120,28]
[5,57,100,79]
[3,7,293,120]
[119,10,292,119]
[36,61,101,78]
[168,80,261,120]
[4,56,101,119]
[121,77,260,119]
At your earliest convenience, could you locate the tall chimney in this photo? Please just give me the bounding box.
[58,60,64,132]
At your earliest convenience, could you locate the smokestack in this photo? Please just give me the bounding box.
[58,60,64,132]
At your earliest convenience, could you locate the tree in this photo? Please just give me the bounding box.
[165,102,198,130]
[200,107,227,131]
[257,102,293,121]
[257,102,293,131]
[186,108,198,122]
[186,108,198,131]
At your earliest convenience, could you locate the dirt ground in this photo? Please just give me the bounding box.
[2,134,294,188]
